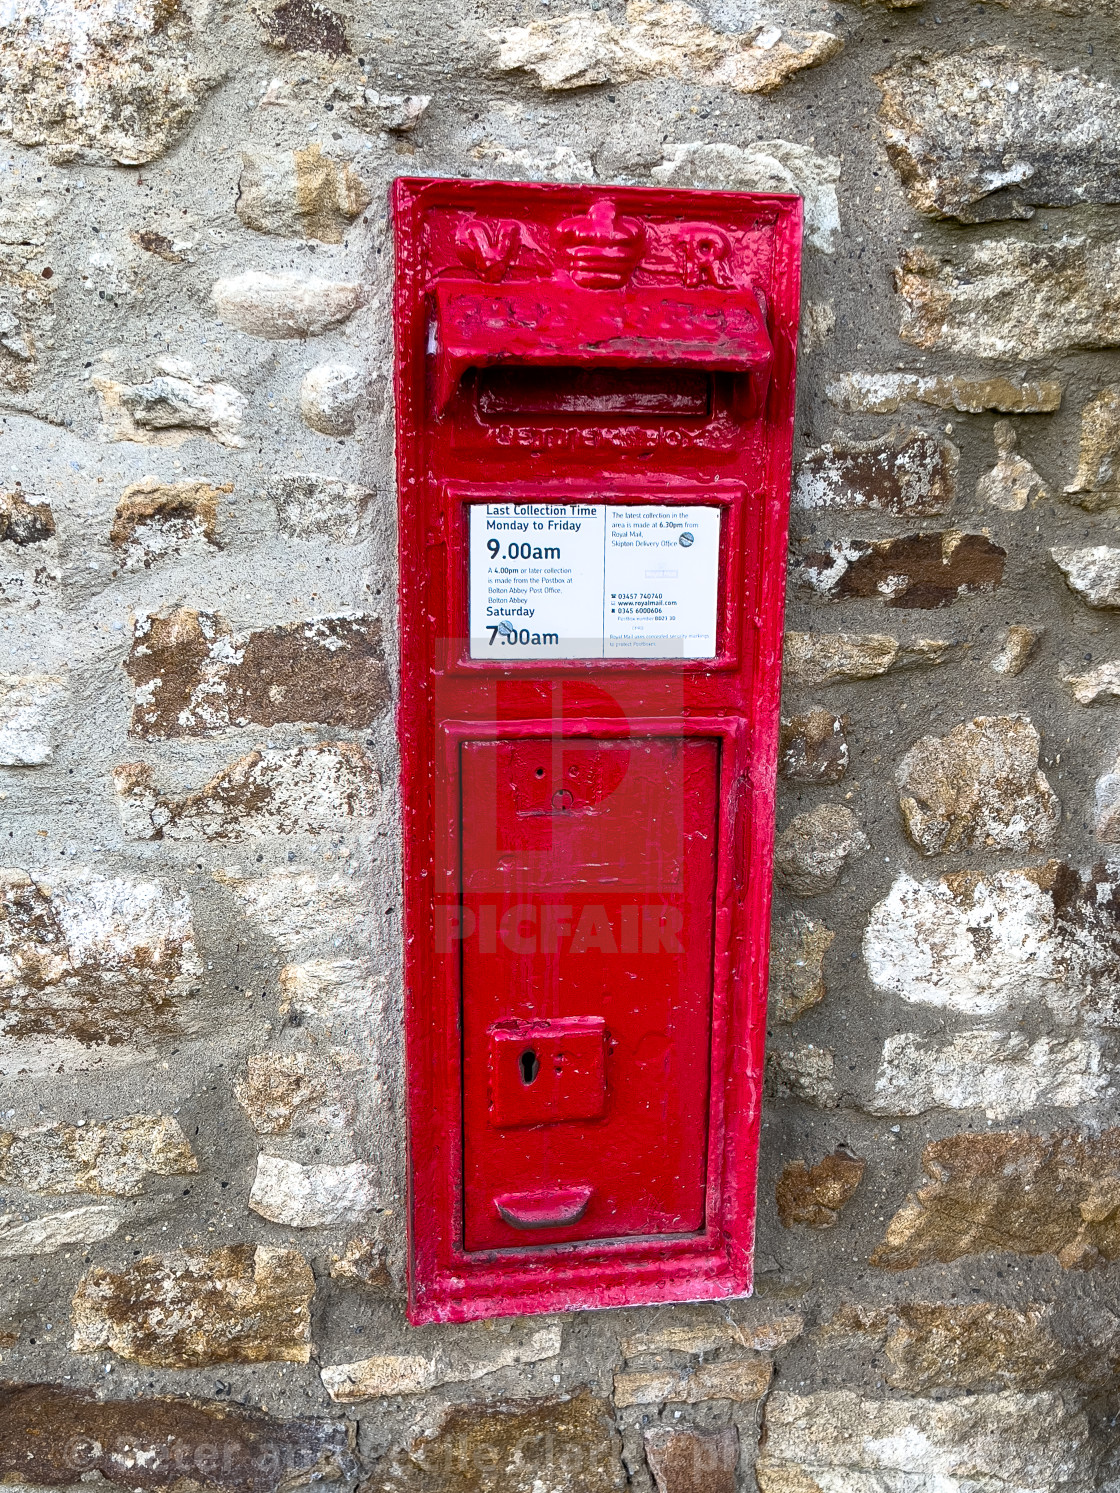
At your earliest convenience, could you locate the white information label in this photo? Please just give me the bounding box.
[469,502,721,660]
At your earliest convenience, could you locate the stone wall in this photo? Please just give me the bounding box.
[1,0,1119,1490]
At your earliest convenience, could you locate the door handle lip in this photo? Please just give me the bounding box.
[494,1185,593,1230]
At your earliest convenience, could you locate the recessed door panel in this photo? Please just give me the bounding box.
[461,737,718,1251]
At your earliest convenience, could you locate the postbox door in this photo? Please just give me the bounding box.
[460,736,718,1251]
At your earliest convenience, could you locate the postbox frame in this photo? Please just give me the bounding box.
[394,177,802,1323]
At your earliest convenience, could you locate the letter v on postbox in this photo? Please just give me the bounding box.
[394,179,802,1322]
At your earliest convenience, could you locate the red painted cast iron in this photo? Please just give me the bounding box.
[393,177,802,1323]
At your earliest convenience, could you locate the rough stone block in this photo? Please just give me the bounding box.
[267,472,375,539]
[767,1042,838,1108]
[260,0,350,56]
[826,370,1062,415]
[0,672,66,764]
[1093,748,1120,841]
[794,427,958,515]
[216,869,370,953]
[491,2,842,94]
[0,1204,122,1256]
[977,423,1049,510]
[897,237,1120,359]
[1052,545,1120,608]
[1064,387,1120,509]
[991,624,1044,676]
[896,714,1059,855]
[776,1148,865,1228]
[71,1244,315,1366]
[93,364,247,448]
[643,1426,738,1493]
[110,477,229,566]
[125,609,390,737]
[621,1312,803,1359]
[872,1128,1120,1270]
[652,140,840,253]
[321,1324,562,1402]
[769,911,834,1024]
[868,1030,1105,1118]
[371,1390,624,1493]
[235,1049,360,1134]
[614,1357,772,1407]
[329,1233,393,1291]
[0,868,200,1055]
[779,710,848,784]
[0,1382,354,1493]
[784,631,957,685]
[878,51,1120,222]
[237,144,370,243]
[0,0,220,165]
[774,804,868,895]
[757,1389,1094,1493]
[248,1154,379,1227]
[796,531,1005,608]
[299,363,365,435]
[864,863,1120,1024]
[211,271,363,339]
[0,485,54,543]
[278,957,382,1020]
[114,744,378,840]
[0,1113,197,1195]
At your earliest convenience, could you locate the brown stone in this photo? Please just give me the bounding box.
[621,1311,803,1359]
[329,1234,393,1291]
[820,1301,1118,1392]
[368,1389,625,1493]
[896,238,1120,361]
[125,609,390,738]
[872,1128,1120,1270]
[644,1427,738,1493]
[769,912,834,1024]
[896,714,1060,856]
[1064,387,1120,510]
[827,371,1063,416]
[71,1245,315,1367]
[0,1382,354,1493]
[0,486,54,544]
[793,427,958,516]
[262,0,350,55]
[236,1049,359,1134]
[776,1148,865,1228]
[784,631,957,685]
[237,145,371,244]
[0,1114,197,1196]
[113,744,377,841]
[110,477,229,563]
[796,532,1005,609]
[990,625,1044,677]
[780,710,848,784]
[0,868,199,1049]
[977,424,1049,512]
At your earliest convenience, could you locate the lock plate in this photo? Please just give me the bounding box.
[489,1017,607,1129]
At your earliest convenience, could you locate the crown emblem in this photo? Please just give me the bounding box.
[557,200,646,289]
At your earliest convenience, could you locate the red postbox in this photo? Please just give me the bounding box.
[393,178,801,1323]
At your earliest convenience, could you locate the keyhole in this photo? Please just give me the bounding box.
[535,766,545,778]
[520,1049,540,1085]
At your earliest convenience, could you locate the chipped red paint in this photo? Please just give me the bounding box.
[393,177,802,1323]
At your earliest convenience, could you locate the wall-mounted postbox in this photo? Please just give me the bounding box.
[393,178,802,1323]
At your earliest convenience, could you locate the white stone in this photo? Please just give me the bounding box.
[248,1154,379,1227]
[92,366,246,448]
[977,422,1049,510]
[653,140,840,253]
[215,867,371,952]
[211,272,363,339]
[300,363,364,435]
[1065,660,1120,706]
[1094,751,1120,842]
[864,870,1070,1020]
[0,1205,122,1256]
[868,1030,1106,1119]
[826,371,1063,416]
[278,959,384,1024]
[267,473,376,541]
[769,1042,838,1108]
[0,1114,198,1195]
[492,2,842,95]
[757,1389,1095,1493]
[0,673,65,765]
[321,1323,563,1403]
[1052,545,1120,608]
[470,142,595,183]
